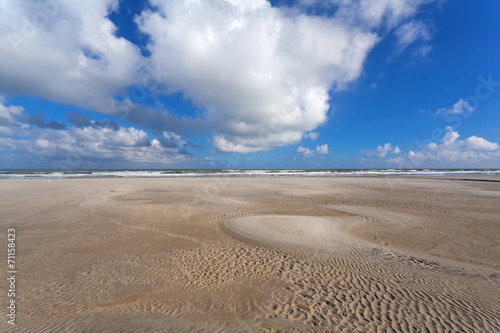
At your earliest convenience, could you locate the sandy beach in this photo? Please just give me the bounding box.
[1,176,499,332]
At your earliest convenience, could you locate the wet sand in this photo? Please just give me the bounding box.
[0,176,499,332]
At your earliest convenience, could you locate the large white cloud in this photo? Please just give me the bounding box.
[137,0,383,152]
[0,0,438,154]
[0,0,143,113]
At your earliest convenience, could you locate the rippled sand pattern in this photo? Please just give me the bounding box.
[0,177,499,332]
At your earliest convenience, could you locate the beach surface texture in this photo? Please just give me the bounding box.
[1,176,499,332]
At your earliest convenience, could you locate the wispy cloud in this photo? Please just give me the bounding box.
[394,20,433,53]
[300,0,436,28]
[304,132,319,141]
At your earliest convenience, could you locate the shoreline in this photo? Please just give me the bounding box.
[1,168,499,181]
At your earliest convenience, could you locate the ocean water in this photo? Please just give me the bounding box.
[1,169,499,179]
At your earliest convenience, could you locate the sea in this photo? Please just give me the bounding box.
[1,169,499,179]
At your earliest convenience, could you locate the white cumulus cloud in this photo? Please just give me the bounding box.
[362,142,400,157]
[0,103,24,125]
[0,102,192,166]
[436,99,475,117]
[464,136,499,151]
[390,127,500,167]
[297,144,329,158]
[0,0,143,113]
[137,0,384,152]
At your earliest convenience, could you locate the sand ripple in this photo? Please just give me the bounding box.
[219,214,500,332]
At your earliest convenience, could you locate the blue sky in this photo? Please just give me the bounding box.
[0,0,499,169]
